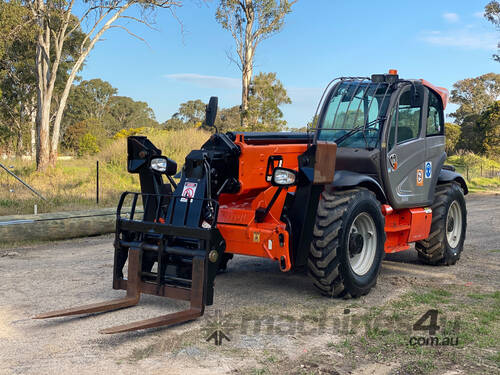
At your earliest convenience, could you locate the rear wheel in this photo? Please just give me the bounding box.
[308,188,385,298]
[416,183,466,265]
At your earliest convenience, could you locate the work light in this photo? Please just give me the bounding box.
[150,157,168,173]
[271,167,297,187]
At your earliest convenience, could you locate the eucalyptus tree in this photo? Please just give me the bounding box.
[216,0,296,127]
[25,0,182,170]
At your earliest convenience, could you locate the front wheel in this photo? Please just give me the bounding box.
[308,188,385,298]
[416,183,467,265]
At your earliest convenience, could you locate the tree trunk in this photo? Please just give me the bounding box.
[34,0,52,171]
[30,0,132,169]
[49,57,82,164]
[36,100,51,170]
[240,1,255,128]
[31,101,36,160]
[241,65,251,127]
[15,121,23,156]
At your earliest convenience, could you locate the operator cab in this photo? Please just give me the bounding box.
[314,71,448,209]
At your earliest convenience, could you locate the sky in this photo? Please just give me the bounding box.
[80,0,499,128]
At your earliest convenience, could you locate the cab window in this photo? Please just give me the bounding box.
[397,90,421,143]
[387,89,422,150]
[426,90,444,136]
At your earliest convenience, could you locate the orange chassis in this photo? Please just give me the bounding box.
[217,134,432,271]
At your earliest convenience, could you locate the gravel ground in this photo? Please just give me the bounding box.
[0,193,499,375]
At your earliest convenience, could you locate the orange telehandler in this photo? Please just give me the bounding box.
[35,71,467,334]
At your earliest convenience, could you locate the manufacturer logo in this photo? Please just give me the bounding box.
[425,161,432,179]
[389,154,398,170]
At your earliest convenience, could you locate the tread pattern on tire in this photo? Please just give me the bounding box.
[416,182,466,266]
[308,188,376,298]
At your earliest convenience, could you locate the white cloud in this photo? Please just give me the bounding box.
[164,73,240,89]
[443,12,460,23]
[420,29,497,50]
[473,11,484,18]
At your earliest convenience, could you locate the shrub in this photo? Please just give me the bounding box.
[98,128,210,167]
[445,123,461,155]
[78,133,100,157]
[113,127,147,139]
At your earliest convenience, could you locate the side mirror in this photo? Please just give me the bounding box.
[271,167,298,187]
[205,96,218,128]
[150,156,177,176]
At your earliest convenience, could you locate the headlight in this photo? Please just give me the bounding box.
[151,157,167,172]
[271,167,297,187]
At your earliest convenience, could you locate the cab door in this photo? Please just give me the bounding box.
[424,87,447,203]
[383,86,428,208]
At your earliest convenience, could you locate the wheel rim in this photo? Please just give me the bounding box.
[348,212,377,276]
[446,200,462,249]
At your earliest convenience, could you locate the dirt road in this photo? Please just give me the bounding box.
[0,193,499,374]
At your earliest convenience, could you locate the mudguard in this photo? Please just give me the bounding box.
[438,168,468,195]
[332,170,387,203]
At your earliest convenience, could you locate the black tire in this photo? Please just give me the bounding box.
[416,183,467,266]
[308,188,385,298]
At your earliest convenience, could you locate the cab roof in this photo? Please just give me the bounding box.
[420,79,449,110]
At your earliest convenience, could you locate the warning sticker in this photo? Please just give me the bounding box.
[180,182,197,202]
[416,169,424,186]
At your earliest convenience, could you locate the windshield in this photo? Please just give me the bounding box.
[317,80,392,148]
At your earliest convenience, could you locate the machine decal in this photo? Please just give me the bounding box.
[389,154,398,170]
[181,182,198,202]
[425,161,432,179]
[253,232,261,243]
[417,169,424,186]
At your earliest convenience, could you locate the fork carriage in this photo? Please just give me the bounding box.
[35,190,225,334]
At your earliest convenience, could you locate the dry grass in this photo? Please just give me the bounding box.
[0,128,210,215]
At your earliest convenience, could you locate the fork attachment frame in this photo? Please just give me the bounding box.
[34,191,225,334]
[34,245,207,334]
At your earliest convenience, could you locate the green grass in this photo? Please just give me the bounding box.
[405,288,453,305]
[447,153,500,192]
[233,286,498,374]
[467,176,500,192]
[0,128,209,215]
[398,358,436,375]
[321,287,499,373]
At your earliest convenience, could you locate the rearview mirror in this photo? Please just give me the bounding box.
[205,96,218,128]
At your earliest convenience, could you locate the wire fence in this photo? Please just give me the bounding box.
[452,162,500,181]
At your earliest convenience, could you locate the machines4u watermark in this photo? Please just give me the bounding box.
[409,309,459,347]
[202,308,460,347]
